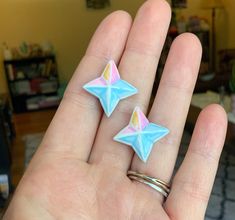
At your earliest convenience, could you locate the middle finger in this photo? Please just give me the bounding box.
[89,0,171,171]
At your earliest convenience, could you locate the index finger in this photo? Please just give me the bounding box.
[37,11,132,161]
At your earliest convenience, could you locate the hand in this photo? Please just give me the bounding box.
[4,0,227,219]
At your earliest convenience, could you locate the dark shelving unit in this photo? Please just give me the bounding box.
[4,55,61,113]
[0,94,14,201]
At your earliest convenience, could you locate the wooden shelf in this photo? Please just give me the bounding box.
[3,55,55,64]
[3,55,60,113]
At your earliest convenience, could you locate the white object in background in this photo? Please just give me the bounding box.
[227,112,235,124]
[3,49,12,60]
[15,81,31,95]
[192,91,231,112]
[2,42,12,60]
[0,174,9,199]
[191,91,235,124]
[40,41,54,55]
[7,64,14,81]
[40,81,58,94]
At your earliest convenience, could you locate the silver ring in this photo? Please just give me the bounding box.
[127,171,170,198]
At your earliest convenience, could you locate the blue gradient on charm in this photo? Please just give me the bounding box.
[83,80,137,117]
[114,107,169,162]
[83,60,137,117]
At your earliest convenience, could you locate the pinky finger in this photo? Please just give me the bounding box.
[165,104,227,220]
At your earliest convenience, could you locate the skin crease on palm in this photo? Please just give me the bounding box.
[3,0,227,219]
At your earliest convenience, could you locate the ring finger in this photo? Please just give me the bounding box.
[131,33,202,197]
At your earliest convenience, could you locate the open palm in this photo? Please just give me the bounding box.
[4,0,227,219]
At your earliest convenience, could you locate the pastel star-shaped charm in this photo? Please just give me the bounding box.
[114,107,169,162]
[83,60,138,117]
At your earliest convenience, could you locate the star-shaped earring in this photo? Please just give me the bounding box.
[83,60,138,117]
[114,107,169,162]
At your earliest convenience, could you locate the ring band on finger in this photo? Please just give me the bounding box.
[127,171,171,198]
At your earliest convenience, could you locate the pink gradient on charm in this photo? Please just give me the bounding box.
[86,78,106,86]
[122,107,149,134]
[113,107,169,162]
[83,60,138,117]
[130,107,149,130]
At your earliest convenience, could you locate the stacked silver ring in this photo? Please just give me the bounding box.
[127,171,170,198]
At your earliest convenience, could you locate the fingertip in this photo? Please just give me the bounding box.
[172,33,202,57]
[109,10,132,25]
[139,0,172,21]
[85,9,132,61]
[199,104,228,129]
[101,10,132,30]
[144,0,171,15]
[191,104,228,158]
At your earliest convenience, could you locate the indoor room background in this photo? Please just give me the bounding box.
[1,1,235,219]
[0,0,235,94]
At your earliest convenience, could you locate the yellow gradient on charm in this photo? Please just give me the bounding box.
[132,111,139,129]
[103,63,111,82]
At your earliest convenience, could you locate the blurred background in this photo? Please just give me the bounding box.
[0,1,235,219]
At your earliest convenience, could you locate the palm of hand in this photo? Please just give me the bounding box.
[8,157,168,219]
[4,0,227,219]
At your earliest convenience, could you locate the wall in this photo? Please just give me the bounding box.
[0,0,145,93]
[175,0,235,52]
[0,0,235,94]
[217,0,235,50]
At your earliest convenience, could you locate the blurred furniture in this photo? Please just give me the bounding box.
[86,0,110,9]
[4,55,60,113]
[154,10,211,94]
[194,49,235,93]
[194,30,210,75]
[187,92,235,154]
[202,0,224,73]
[219,49,235,75]
[171,0,187,8]
[188,105,235,154]
[0,94,14,200]
[11,109,55,186]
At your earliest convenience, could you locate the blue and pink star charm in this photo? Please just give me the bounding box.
[83,60,138,117]
[114,107,169,162]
